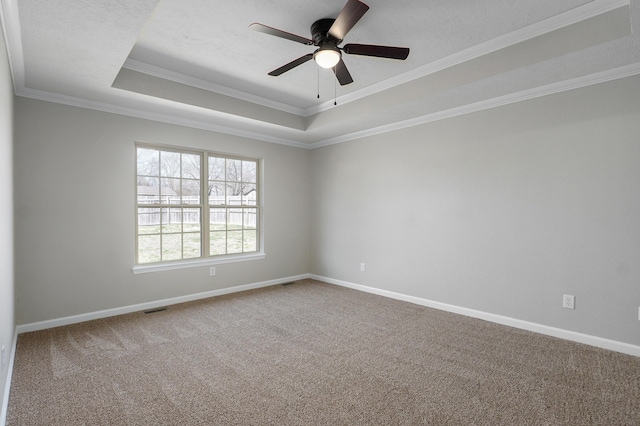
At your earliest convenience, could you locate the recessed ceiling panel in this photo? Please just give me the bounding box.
[127,0,592,110]
[6,0,639,147]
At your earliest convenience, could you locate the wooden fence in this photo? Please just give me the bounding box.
[138,195,256,228]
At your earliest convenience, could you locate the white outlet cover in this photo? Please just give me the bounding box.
[563,294,575,309]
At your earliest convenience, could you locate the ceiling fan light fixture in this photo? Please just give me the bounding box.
[251,0,409,85]
[314,48,341,68]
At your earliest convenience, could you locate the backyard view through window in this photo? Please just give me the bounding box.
[136,144,259,265]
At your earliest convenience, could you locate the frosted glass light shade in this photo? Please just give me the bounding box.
[314,49,341,68]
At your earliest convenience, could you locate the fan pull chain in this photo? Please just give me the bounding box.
[334,78,337,106]
[317,68,320,99]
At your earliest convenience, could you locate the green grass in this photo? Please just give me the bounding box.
[137,223,256,264]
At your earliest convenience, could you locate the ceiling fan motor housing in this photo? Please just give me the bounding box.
[311,19,340,45]
[250,0,409,85]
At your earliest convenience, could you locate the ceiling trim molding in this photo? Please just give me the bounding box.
[307,0,631,116]
[0,0,24,93]
[102,0,630,119]
[3,0,637,151]
[16,87,309,149]
[310,62,640,149]
[12,63,640,151]
[123,58,309,117]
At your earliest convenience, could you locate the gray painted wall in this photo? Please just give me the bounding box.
[9,60,640,352]
[0,21,15,416]
[13,99,311,324]
[310,75,640,346]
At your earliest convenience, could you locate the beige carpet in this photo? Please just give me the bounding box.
[7,279,640,425]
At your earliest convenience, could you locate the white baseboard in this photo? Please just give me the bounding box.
[0,328,18,426]
[4,274,305,426]
[4,272,639,426]
[311,274,640,358]
[16,274,309,334]
[4,273,639,426]
[13,272,640,359]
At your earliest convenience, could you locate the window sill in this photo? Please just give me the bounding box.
[132,253,266,274]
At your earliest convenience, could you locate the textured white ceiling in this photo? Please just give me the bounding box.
[3,0,640,146]
[129,0,590,108]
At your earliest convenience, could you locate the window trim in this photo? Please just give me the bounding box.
[132,253,267,274]
[133,142,265,273]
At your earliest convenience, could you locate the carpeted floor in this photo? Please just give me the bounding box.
[7,279,640,425]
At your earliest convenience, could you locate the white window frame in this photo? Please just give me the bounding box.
[133,143,265,274]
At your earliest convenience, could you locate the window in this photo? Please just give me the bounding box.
[135,144,260,268]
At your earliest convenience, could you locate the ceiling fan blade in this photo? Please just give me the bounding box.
[250,23,313,45]
[343,44,410,60]
[333,59,354,85]
[268,54,314,76]
[328,0,369,41]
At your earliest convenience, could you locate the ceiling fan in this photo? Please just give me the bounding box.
[250,0,410,86]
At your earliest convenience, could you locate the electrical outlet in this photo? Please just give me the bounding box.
[562,294,575,309]
[360,263,366,272]
[209,267,216,276]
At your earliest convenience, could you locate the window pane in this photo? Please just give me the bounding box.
[243,230,256,252]
[137,177,160,204]
[208,182,225,205]
[242,184,257,206]
[138,224,160,235]
[182,179,200,204]
[210,208,226,230]
[226,159,242,182]
[161,151,181,177]
[160,178,179,202]
[243,208,257,229]
[137,148,159,176]
[182,153,200,179]
[229,208,243,229]
[242,161,256,183]
[183,233,201,259]
[138,208,160,234]
[138,235,161,263]
[137,176,158,187]
[209,156,225,181]
[227,230,243,254]
[183,208,200,232]
[162,234,182,261]
[226,183,242,205]
[162,208,182,233]
[210,231,226,255]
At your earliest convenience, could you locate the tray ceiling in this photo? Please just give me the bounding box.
[2,0,639,147]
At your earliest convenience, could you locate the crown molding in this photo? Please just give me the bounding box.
[122,58,309,117]
[15,86,310,148]
[306,0,630,116]
[310,62,640,149]
[0,0,24,92]
[2,0,637,150]
[112,0,630,119]
[12,62,640,151]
